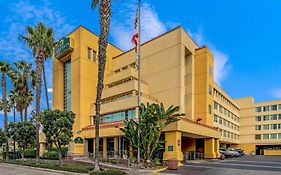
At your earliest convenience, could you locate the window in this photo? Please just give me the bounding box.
[208,105,212,114]
[278,114,281,120]
[88,47,91,59]
[223,130,227,137]
[271,133,277,139]
[278,133,281,139]
[278,124,281,129]
[102,109,136,123]
[256,107,262,112]
[256,116,261,121]
[271,105,278,111]
[263,134,270,139]
[219,106,223,113]
[271,124,278,130]
[208,85,212,95]
[214,115,218,123]
[219,117,222,124]
[255,125,261,130]
[263,124,269,130]
[214,102,218,110]
[209,65,213,76]
[278,104,281,110]
[263,106,270,112]
[263,115,270,121]
[272,114,278,120]
[93,50,97,62]
[255,134,261,140]
[63,60,71,111]
[223,119,226,126]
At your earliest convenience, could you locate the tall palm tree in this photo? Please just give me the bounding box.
[11,61,35,121]
[91,0,112,170]
[19,23,55,163]
[0,61,11,161]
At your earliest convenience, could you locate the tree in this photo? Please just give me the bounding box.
[0,61,12,161]
[7,122,36,160]
[120,103,183,167]
[10,61,35,121]
[40,109,75,166]
[0,129,6,148]
[91,0,111,170]
[20,23,55,163]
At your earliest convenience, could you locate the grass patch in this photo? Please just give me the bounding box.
[0,159,94,173]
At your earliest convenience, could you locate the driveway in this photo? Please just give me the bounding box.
[0,163,83,175]
[164,156,281,175]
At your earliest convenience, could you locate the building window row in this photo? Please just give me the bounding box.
[214,114,239,131]
[256,114,281,121]
[105,76,136,89]
[113,63,136,74]
[87,47,97,62]
[220,129,239,140]
[214,102,239,122]
[213,89,239,110]
[256,104,281,112]
[101,91,134,104]
[101,109,136,123]
[256,124,281,130]
[255,133,281,140]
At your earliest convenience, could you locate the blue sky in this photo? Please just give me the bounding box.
[0,0,281,126]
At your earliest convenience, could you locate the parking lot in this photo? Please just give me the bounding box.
[164,156,281,175]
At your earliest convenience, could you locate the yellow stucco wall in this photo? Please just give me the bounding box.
[264,150,281,155]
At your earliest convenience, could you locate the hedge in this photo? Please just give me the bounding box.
[89,169,125,175]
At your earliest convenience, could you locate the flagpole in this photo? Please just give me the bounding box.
[137,0,141,163]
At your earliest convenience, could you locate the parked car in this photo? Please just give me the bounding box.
[234,148,245,156]
[219,148,236,157]
[227,148,239,157]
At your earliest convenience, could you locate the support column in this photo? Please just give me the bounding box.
[163,131,183,161]
[214,138,220,158]
[204,138,218,159]
[114,136,118,158]
[84,139,88,157]
[103,137,107,159]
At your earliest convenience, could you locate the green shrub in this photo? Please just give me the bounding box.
[50,147,68,158]
[110,159,117,164]
[23,149,36,158]
[43,150,59,160]
[89,169,125,175]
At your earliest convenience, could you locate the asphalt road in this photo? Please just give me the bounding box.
[164,156,281,175]
[0,163,81,175]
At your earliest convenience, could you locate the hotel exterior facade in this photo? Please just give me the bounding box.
[43,25,281,160]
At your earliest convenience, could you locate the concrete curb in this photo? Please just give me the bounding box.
[0,162,88,175]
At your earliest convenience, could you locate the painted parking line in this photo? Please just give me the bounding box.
[223,159,281,165]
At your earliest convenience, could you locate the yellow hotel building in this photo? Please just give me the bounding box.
[45,25,281,160]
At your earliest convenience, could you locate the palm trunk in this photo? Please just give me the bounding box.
[20,110,23,122]
[35,50,44,164]
[2,73,9,161]
[94,0,111,170]
[43,64,50,109]
[24,107,28,121]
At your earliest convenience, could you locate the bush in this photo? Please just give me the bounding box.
[50,147,68,158]
[43,150,59,160]
[110,159,117,164]
[23,149,36,158]
[89,169,125,175]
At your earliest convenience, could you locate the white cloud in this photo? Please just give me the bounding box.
[47,88,53,93]
[212,48,231,85]
[273,89,281,99]
[111,1,167,51]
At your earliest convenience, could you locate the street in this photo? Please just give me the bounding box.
[164,156,281,175]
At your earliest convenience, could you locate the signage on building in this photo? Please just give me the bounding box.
[55,37,72,59]
[74,137,84,144]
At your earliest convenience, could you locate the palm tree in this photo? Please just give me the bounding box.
[0,61,12,161]
[19,23,55,163]
[91,0,112,170]
[11,61,35,121]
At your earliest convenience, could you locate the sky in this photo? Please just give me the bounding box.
[0,0,281,126]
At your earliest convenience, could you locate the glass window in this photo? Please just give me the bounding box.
[278,133,281,139]
[256,107,262,112]
[214,102,218,110]
[64,60,71,111]
[272,114,278,120]
[219,117,222,124]
[255,134,261,140]
[255,125,261,130]
[93,50,97,62]
[263,134,270,139]
[209,85,212,95]
[263,115,270,121]
[223,119,226,126]
[271,133,277,139]
[208,105,212,114]
[263,106,270,112]
[278,124,281,129]
[209,65,213,76]
[219,106,223,113]
[88,47,91,59]
[271,105,278,111]
[278,114,281,120]
[271,124,278,130]
[214,115,218,123]
[278,104,281,110]
[263,124,269,130]
[256,116,261,121]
